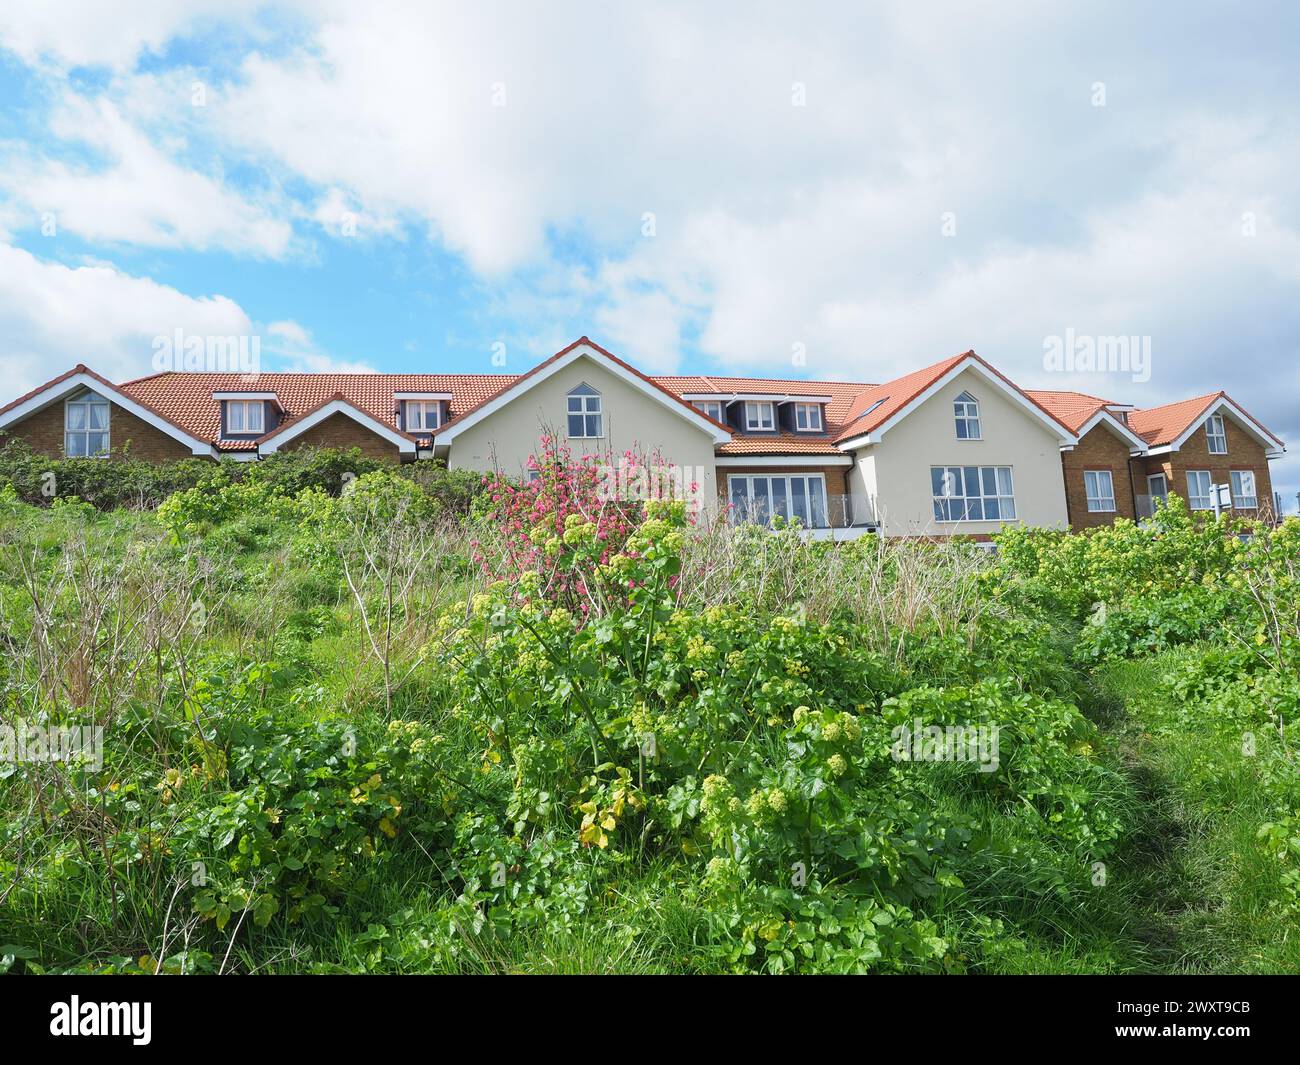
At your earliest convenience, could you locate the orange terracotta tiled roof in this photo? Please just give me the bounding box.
[1125,391,1224,447]
[1024,389,1118,433]
[831,351,1076,444]
[119,370,517,450]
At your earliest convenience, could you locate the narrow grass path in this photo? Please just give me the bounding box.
[1085,651,1299,975]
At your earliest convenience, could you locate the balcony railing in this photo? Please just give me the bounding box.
[726,493,878,530]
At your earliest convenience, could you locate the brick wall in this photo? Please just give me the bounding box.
[716,464,853,527]
[1061,424,1137,528]
[1141,416,1275,520]
[1,399,196,463]
[281,412,402,463]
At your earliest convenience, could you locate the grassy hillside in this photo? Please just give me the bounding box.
[1,452,1297,974]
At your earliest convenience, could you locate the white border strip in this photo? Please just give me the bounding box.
[435,344,732,445]
[0,371,214,456]
[260,399,416,454]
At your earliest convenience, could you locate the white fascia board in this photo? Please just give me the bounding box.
[260,399,415,454]
[871,359,1077,446]
[1168,396,1285,454]
[213,391,280,401]
[715,454,852,467]
[435,344,732,445]
[1076,409,1149,453]
[681,392,836,404]
[836,433,874,452]
[393,392,454,400]
[0,372,214,456]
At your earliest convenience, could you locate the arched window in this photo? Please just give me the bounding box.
[567,383,603,438]
[954,391,981,440]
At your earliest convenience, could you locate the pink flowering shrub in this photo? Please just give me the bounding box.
[475,436,696,614]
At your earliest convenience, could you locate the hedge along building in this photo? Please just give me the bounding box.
[0,338,1286,536]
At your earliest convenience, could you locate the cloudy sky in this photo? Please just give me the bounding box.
[1,1,1297,503]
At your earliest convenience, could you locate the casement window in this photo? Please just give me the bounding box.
[693,400,725,422]
[931,465,1016,521]
[403,400,441,431]
[1186,470,1213,510]
[1084,470,1116,513]
[566,383,603,438]
[793,402,823,432]
[744,401,775,431]
[954,391,981,440]
[64,391,110,457]
[728,474,828,528]
[1230,470,1257,509]
[225,399,265,435]
[1205,414,1227,455]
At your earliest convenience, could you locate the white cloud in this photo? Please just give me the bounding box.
[1,92,292,256]
[0,242,252,393]
[0,0,267,70]
[264,318,374,373]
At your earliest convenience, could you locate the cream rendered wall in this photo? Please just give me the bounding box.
[851,368,1069,537]
[445,354,719,494]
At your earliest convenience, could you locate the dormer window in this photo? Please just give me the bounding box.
[693,400,725,421]
[404,400,441,431]
[793,402,823,432]
[65,390,110,457]
[1205,413,1227,454]
[745,401,775,431]
[954,391,981,440]
[225,399,265,435]
[567,383,603,438]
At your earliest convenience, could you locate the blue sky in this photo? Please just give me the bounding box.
[1,1,1298,504]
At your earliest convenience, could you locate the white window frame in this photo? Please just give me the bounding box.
[1083,470,1116,513]
[954,391,982,440]
[64,390,111,458]
[931,465,1016,522]
[566,384,604,439]
[1230,470,1257,509]
[727,473,828,528]
[744,401,776,431]
[225,399,265,435]
[1186,470,1213,510]
[404,400,441,431]
[1147,473,1168,500]
[793,402,823,432]
[693,400,725,422]
[1205,414,1227,455]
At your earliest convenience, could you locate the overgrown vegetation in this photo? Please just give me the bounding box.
[1,451,1296,974]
